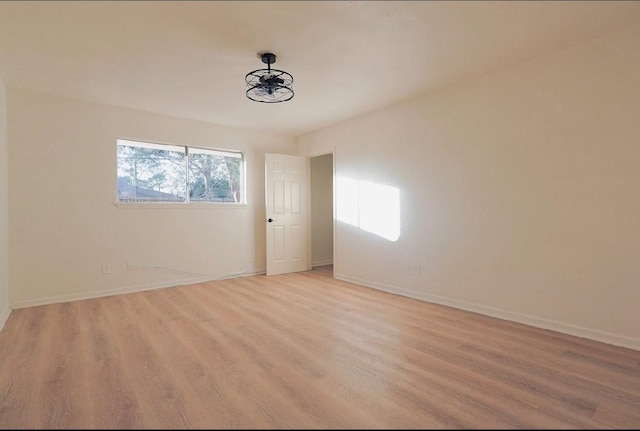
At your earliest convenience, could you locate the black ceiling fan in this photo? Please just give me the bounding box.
[245,52,294,103]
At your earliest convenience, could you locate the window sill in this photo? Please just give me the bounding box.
[114,202,248,209]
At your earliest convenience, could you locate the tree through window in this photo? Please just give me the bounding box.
[117,139,244,203]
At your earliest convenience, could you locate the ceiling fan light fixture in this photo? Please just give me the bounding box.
[245,52,294,103]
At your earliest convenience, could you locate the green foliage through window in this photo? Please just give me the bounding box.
[117,139,244,203]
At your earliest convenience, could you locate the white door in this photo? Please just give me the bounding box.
[265,153,308,276]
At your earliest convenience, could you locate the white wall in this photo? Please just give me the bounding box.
[0,76,9,330]
[310,153,333,267]
[8,89,295,308]
[297,24,640,350]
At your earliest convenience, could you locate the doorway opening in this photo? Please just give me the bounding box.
[310,153,334,276]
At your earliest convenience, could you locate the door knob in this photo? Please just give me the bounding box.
[268,218,274,222]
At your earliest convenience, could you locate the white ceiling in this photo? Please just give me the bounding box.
[1,1,639,137]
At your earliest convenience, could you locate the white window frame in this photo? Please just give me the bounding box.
[116,138,247,207]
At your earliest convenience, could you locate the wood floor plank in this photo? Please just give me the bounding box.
[76,297,144,429]
[1,265,639,429]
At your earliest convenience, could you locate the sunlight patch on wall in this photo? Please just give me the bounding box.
[336,176,400,242]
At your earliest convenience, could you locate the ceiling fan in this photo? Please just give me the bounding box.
[245,52,294,103]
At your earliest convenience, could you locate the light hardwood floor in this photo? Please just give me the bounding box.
[1,265,639,429]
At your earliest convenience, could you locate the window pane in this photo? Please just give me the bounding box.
[117,141,186,202]
[188,148,243,203]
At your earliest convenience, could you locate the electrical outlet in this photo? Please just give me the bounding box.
[101,263,111,274]
[413,264,421,276]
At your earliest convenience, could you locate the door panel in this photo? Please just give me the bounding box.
[265,153,308,275]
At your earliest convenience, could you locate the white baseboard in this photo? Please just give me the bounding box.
[11,268,266,310]
[312,259,333,268]
[335,273,640,352]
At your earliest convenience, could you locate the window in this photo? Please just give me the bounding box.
[116,139,244,203]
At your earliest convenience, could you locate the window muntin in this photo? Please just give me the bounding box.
[117,139,244,204]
